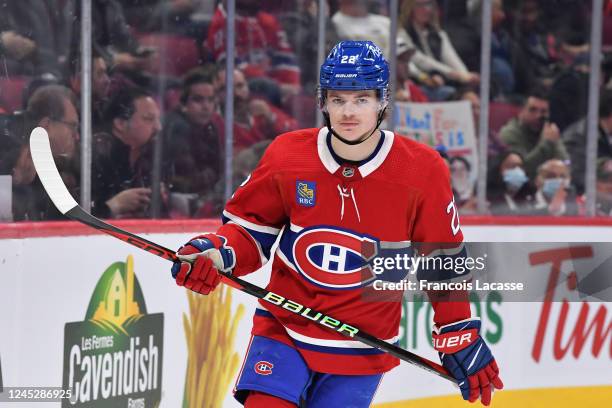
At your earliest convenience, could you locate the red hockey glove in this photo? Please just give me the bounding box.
[433,318,503,406]
[171,234,235,295]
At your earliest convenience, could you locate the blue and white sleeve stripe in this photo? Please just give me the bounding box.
[222,210,281,261]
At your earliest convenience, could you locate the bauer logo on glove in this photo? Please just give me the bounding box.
[433,318,504,406]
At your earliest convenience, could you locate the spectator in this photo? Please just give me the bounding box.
[399,0,479,101]
[279,0,340,93]
[332,0,396,57]
[215,67,299,152]
[122,0,201,35]
[469,0,530,97]
[532,159,576,216]
[73,0,156,77]
[539,0,590,37]
[92,87,163,218]
[512,0,559,89]
[487,150,535,215]
[7,85,80,221]
[395,35,429,103]
[442,0,480,72]
[162,67,223,217]
[548,29,590,132]
[563,90,612,195]
[232,139,272,191]
[499,86,568,178]
[596,157,612,216]
[0,0,75,79]
[449,156,477,214]
[206,0,301,100]
[68,53,111,132]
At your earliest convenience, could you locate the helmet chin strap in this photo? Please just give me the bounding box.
[323,106,388,146]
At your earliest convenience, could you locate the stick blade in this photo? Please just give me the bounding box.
[29,127,78,214]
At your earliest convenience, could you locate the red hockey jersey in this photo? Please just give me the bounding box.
[216,128,470,375]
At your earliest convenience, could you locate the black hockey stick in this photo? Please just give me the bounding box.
[30,127,455,383]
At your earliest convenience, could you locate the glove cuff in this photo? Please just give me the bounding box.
[194,234,236,272]
[433,317,480,354]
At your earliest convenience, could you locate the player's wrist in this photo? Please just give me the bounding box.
[179,234,236,272]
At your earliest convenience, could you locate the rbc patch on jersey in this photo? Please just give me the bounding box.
[296,180,316,207]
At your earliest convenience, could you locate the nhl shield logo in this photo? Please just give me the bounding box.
[296,180,316,207]
[342,167,355,178]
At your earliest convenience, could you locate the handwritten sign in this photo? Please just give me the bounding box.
[393,100,478,182]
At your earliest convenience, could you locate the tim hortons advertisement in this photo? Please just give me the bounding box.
[1,225,611,407]
[374,234,612,407]
[61,255,164,407]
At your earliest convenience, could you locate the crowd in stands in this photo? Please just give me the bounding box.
[2,0,612,222]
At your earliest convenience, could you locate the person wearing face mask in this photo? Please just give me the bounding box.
[532,159,577,216]
[487,150,535,215]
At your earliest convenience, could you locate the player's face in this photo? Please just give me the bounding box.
[326,90,380,141]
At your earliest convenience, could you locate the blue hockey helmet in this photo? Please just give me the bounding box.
[319,40,389,97]
[318,41,390,145]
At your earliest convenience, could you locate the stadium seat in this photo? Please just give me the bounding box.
[489,101,521,134]
[0,76,30,113]
[136,34,201,77]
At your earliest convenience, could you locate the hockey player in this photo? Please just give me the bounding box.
[171,41,503,407]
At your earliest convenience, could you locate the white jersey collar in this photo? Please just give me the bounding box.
[316,127,395,178]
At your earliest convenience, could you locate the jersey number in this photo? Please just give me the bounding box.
[341,55,357,64]
[446,198,461,236]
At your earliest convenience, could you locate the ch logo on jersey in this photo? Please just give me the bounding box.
[254,361,274,375]
[292,227,378,289]
[296,180,316,207]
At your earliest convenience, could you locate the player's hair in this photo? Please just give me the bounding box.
[104,87,151,123]
[180,65,216,105]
